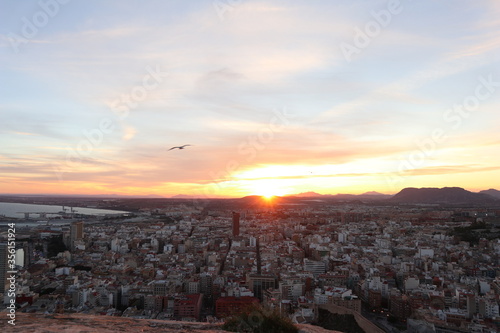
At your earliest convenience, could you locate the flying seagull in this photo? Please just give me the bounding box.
[168,144,192,151]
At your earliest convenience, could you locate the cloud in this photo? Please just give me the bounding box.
[223,164,500,184]
[199,68,244,83]
[398,165,500,177]
[1,1,500,195]
[122,125,137,141]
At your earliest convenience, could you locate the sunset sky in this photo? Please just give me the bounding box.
[1,0,499,198]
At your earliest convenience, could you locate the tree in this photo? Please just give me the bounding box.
[47,235,67,257]
[222,304,298,333]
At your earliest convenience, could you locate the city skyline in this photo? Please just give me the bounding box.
[1,1,500,198]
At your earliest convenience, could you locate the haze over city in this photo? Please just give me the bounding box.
[1,0,499,198]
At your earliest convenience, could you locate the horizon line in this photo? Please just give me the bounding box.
[0,186,498,199]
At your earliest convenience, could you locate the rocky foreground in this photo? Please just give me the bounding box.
[0,313,342,333]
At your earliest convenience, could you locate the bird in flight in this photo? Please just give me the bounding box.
[168,144,192,151]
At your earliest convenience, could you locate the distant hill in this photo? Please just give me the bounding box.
[170,194,197,199]
[361,191,386,196]
[479,189,500,199]
[390,187,497,204]
[294,191,323,197]
[334,192,392,200]
[289,191,391,201]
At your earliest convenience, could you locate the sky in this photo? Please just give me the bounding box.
[1,0,499,198]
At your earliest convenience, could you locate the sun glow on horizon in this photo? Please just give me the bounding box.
[262,194,276,201]
[251,187,289,199]
[245,179,291,198]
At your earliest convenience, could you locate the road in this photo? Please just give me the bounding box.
[361,309,405,333]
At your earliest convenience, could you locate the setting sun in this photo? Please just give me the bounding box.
[253,187,288,199]
[243,178,291,198]
[261,193,277,200]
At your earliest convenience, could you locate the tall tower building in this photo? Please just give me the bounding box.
[247,274,277,302]
[0,243,8,292]
[23,242,33,267]
[256,236,261,275]
[200,273,214,308]
[232,212,240,237]
[70,221,84,251]
[200,273,213,296]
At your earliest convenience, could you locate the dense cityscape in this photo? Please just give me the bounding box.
[1,189,500,332]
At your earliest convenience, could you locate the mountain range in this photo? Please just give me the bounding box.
[6,188,496,205]
[262,187,500,205]
[1,187,499,206]
[388,187,498,204]
[288,191,392,201]
[479,189,500,199]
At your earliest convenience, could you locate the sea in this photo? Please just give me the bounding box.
[0,202,129,219]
